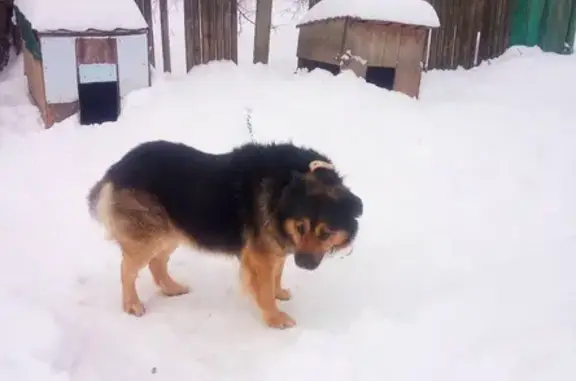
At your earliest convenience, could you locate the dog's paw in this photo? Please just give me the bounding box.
[275,288,292,301]
[123,299,146,317]
[160,282,190,297]
[264,310,296,329]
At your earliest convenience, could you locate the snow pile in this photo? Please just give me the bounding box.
[1,46,576,380]
[298,0,440,28]
[15,0,147,32]
[1,0,576,379]
[0,53,43,140]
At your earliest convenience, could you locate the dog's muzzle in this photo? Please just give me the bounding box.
[294,252,324,270]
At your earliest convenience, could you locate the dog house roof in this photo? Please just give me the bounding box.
[15,0,147,33]
[297,0,440,28]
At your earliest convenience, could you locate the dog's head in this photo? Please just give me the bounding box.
[277,160,363,270]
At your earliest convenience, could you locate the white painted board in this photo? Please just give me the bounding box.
[78,63,118,84]
[116,34,150,97]
[41,36,79,104]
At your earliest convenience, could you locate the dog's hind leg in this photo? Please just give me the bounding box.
[149,245,190,297]
[106,187,182,316]
[120,247,150,316]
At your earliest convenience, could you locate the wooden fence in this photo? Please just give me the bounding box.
[135,0,238,73]
[425,0,510,70]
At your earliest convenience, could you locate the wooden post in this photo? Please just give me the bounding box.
[134,0,155,68]
[201,0,211,64]
[231,0,238,63]
[253,0,273,64]
[184,0,201,71]
[159,0,171,72]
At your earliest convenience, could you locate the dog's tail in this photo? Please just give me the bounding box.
[87,177,107,220]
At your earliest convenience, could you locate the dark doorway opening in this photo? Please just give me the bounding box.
[365,66,396,90]
[298,58,341,75]
[78,81,120,125]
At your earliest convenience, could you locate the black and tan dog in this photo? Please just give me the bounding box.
[87,140,363,329]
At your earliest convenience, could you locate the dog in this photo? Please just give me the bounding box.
[87,140,363,329]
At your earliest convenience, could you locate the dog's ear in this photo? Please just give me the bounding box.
[278,171,307,214]
[345,192,363,218]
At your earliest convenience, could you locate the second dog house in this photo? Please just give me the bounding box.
[296,0,440,98]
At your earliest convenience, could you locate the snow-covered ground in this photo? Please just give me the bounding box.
[1,1,576,380]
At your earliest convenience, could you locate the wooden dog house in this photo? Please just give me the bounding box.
[15,0,150,128]
[296,0,440,98]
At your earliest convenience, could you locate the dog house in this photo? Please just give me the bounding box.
[296,0,440,98]
[15,0,150,128]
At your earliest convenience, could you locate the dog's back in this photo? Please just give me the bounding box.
[89,140,245,252]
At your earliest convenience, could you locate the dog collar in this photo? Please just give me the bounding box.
[309,160,335,172]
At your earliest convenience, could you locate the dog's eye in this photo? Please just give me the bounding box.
[296,222,306,235]
[318,230,332,241]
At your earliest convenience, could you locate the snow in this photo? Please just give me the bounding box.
[298,0,441,28]
[1,1,576,380]
[15,0,147,32]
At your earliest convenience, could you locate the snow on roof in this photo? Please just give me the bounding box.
[297,0,441,28]
[15,0,148,32]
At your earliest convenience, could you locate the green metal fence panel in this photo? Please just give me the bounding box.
[509,0,546,46]
[539,0,575,53]
[509,0,576,53]
[566,0,575,51]
[14,7,41,60]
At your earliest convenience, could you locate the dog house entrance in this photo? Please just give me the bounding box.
[298,58,341,75]
[77,64,120,124]
[75,37,120,125]
[365,66,396,90]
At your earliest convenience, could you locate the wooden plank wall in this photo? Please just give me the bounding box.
[394,27,427,98]
[183,0,238,71]
[298,19,347,65]
[426,0,510,71]
[135,0,238,73]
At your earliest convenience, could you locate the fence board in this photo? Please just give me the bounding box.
[223,0,231,60]
[134,0,155,67]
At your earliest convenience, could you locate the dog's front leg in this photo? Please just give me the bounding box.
[241,247,296,329]
[274,255,292,301]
